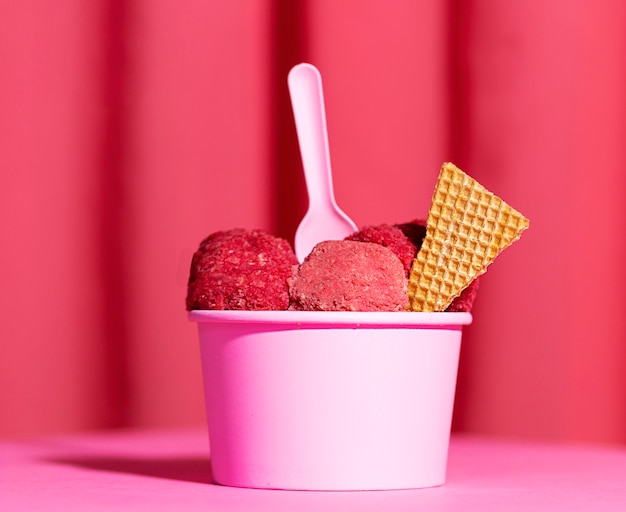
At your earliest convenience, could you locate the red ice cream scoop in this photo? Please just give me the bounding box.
[186,229,297,311]
[288,239,409,312]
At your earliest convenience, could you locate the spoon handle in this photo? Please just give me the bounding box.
[288,63,336,210]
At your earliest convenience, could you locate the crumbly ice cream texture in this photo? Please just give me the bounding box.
[186,228,298,311]
[187,222,479,313]
[288,240,409,312]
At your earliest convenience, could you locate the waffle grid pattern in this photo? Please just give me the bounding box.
[408,163,529,312]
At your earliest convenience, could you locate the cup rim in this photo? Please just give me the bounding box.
[188,309,472,327]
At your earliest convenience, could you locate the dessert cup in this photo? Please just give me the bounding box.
[189,310,472,490]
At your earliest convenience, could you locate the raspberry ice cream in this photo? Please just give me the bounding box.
[186,229,297,311]
[186,224,478,313]
[288,240,408,312]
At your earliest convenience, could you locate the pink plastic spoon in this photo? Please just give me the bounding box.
[288,63,358,263]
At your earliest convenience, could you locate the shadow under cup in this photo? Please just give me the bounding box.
[189,310,472,491]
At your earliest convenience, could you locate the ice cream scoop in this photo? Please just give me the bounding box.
[288,239,409,312]
[288,63,357,262]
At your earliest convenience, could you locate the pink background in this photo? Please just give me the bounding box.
[1,1,625,445]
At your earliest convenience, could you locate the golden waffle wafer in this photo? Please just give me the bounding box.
[408,162,529,312]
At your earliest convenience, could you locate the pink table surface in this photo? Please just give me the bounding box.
[2,428,625,511]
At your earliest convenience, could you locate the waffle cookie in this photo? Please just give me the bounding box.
[408,162,529,312]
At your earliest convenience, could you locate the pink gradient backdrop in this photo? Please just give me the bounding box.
[1,1,625,444]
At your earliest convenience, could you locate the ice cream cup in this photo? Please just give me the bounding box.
[189,310,472,491]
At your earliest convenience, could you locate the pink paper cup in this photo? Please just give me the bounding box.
[189,310,472,491]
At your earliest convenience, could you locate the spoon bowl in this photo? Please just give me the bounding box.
[288,63,358,262]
